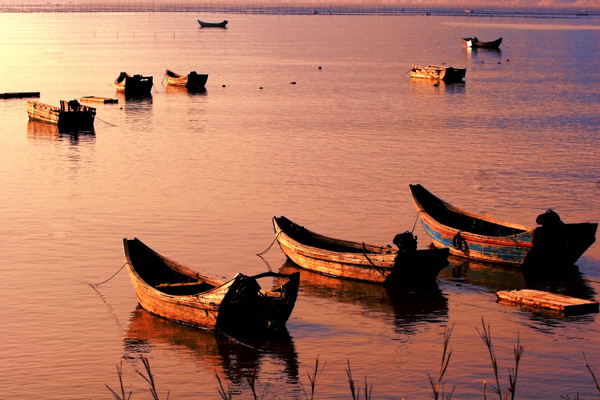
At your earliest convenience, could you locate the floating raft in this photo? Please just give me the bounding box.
[80,96,118,104]
[497,289,599,315]
[1,92,40,99]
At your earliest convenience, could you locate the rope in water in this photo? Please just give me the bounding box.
[96,116,117,127]
[89,262,127,286]
[256,231,280,256]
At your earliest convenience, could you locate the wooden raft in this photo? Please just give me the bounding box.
[1,92,40,99]
[80,96,118,104]
[497,289,599,315]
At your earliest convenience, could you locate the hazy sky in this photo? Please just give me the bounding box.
[1,0,598,7]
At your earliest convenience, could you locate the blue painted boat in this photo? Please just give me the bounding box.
[409,184,597,268]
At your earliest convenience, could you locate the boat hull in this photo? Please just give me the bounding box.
[27,100,95,132]
[273,216,448,287]
[409,184,597,268]
[198,19,228,28]
[115,72,153,96]
[123,238,299,334]
[463,37,502,49]
[410,65,466,83]
[165,70,208,89]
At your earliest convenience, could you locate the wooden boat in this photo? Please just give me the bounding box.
[272,216,449,287]
[198,19,228,28]
[27,99,95,132]
[80,96,118,104]
[463,37,502,49]
[410,65,466,83]
[115,72,153,96]
[409,184,597,268]
[1,91,40,99]
[123,238,300,334]
[165,70,208,90]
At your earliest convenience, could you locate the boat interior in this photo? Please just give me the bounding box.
[412,185,526,237]
[276,217,394,254]
[127,239,216,295]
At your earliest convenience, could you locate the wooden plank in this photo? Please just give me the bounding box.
[497,289,599,315]
[1,92,40,99]
[80,96,118,104]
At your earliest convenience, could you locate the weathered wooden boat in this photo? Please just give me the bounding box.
[409,184,597,268]
[123,238,299,334]
[410,65,466,83]
[463,37,502,49]
[115,72,153,96]
[272,216,449,287]
[165,70,208,90]
[27,99,95,132]
[198,19,228,28]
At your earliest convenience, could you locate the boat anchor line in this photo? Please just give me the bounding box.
[89,262,127,286]
[95,116,117,127]
[361,242,389,278]
[256,231,281,256]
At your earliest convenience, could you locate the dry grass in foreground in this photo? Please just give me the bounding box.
[106,318,599,400]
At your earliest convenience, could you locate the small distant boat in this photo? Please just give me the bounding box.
[409,184,597,268]
[1,91,40,99]
[463,37,502,49]
[165,70,208,90]
[123,238,300,334]
[410,65,466,83]
[272,216,449,287]
[27,99,95,132]
[198,19,228,28]
[80,96,118,104]
[115,72,153,96]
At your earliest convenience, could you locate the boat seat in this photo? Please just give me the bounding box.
[155,281,214,295]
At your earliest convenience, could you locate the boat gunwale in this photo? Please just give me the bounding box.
[123,238,233,298]
[409,184,532,236]
[273,217,397,265]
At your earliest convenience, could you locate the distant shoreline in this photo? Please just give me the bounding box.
[0,4,598,19]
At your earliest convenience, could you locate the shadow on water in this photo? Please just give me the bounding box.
[464,46,503,61]
[26,120,96,144]
[165,85,208,96]
[409,78,466,95]
[441,257,595,295]
[279,260,448,336]
[441,256,596,298]
[123,305,300,387]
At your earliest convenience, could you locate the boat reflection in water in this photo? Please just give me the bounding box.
[279,260,448,337]
[409,77,466,95]
[165,84,207,96]
[124,305,299,388]
[442,258,595,299]
[27,120,96,145]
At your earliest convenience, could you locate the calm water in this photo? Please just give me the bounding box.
[0,12,599,399]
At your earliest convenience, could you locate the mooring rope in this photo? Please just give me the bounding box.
[89,262,127,286]
[411,212,421,234]
[256,231,280,256]
[96,116,117,127]
[216,327,263,351]
[362,242,388,278]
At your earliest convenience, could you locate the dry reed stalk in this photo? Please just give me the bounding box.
[301,355,325,400]
[106,360,132,400]
[477,318,523,400]
[346,360,372,400]
[428,323,455,400]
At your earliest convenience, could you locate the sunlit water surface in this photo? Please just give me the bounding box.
[0,12,598,399]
